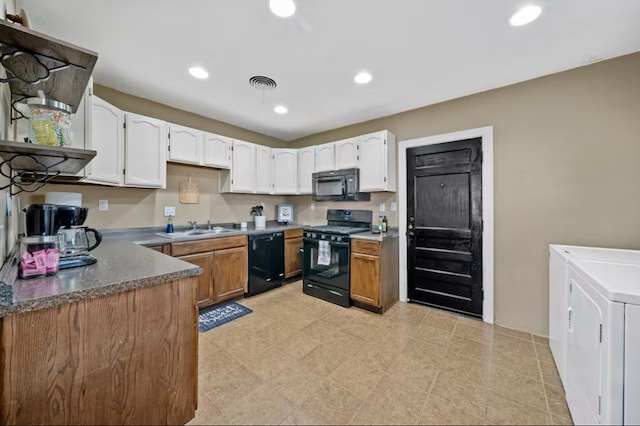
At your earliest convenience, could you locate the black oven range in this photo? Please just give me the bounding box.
[302,209,372,307]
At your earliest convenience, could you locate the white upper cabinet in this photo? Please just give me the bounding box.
[84,95,123,186]
[220,139,256,193]
[272,149,297,194]
[358,130,396,192]
[203,133,232,169]
[124,113,167,188]
[168,124,203,165]
[297,146,315,194]
[335,137,359,169]
[315,143,335,172]
[256,145,273,194]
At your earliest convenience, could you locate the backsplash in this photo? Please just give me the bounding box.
[291,193,398,227]
[19,163,288,229]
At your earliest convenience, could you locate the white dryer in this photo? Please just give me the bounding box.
[549,245,640,425]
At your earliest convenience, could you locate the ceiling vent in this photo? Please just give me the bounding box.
[249,75,277,90]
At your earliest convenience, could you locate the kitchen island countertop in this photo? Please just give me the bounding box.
[0,240,201,317]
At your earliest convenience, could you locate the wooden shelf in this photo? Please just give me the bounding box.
[0,19,98,112]
[0,140,96,174]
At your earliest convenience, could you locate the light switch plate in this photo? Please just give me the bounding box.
[390,202,397,212]
[164,206,176,217]
[98,200,109,211]
[379,203,385,212]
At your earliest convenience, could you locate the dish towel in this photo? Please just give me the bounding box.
[317,240,331,266]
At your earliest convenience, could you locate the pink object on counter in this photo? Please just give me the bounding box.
[20,247,60,277]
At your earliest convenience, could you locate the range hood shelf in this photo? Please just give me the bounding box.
[0,19,98,112]
[0,140,96,195]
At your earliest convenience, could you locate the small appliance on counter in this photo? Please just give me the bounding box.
[55,205,102,269]
[276,204,293,224]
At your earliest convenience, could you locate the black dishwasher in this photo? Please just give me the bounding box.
[246,231,285,297]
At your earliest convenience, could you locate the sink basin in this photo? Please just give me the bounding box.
[155,229,236,238]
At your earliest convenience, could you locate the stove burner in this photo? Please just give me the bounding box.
[303,225,370,235]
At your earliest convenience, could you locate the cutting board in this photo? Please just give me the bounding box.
[179,176,200,204]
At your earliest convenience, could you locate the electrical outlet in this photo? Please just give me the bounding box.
[310,203,315,211]
[98,200,109,211]
[379,203,385,212]
[390,202,397,212]
[164,206,176,217]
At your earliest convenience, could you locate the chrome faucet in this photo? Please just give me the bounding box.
[207,220,212,230]
[188,220,197,230]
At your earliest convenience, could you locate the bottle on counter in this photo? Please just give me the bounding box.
[378,215,384,232]
[382,216,388,233]
[165,217,174,234]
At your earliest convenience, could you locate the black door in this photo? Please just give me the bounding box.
[407,138,483,317]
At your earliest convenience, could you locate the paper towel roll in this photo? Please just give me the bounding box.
[44,192,82,206]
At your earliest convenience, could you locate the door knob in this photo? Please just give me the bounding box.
[408,216,415,230]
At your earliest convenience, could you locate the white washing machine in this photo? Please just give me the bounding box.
[549,244,640,425]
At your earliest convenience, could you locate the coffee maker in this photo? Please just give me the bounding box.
[55,205,102,269]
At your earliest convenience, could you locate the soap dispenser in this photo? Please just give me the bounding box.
[165,217,174,234]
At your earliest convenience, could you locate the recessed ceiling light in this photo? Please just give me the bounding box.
[509,5,542,26]
[354,71,373,85]
[188,66,209,79]
[269,0,296,18]
[274,105,288,114]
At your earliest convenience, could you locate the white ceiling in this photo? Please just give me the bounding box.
[17,0,640,141]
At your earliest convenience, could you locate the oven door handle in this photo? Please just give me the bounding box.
[305,283,344,297]
[303,238,350,248]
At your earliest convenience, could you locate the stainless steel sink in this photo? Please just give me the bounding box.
[155,228,236,238]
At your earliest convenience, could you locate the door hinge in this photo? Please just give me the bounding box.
[231,178,234,184]
[167,145,171,152]
[89,87,93,96]
[599,324,603,343]
[123,122,126,129]
[122,168,125,175]
[231,146,234,151]
[570,282,573,293]
[384,176,387,182]
[357,155,359,161]
[168,132,170,139]
[598,395,601,414]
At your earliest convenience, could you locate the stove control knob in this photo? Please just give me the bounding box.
[336,236,343,242]
[331,236,336,241]
[312,233,317,238]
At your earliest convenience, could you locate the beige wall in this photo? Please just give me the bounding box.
[20,163,287,229]
[290,52,640,335]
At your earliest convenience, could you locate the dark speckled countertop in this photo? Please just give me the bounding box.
[0,222,307,317]
[350,229,400,241]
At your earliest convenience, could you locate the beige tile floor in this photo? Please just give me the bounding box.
[189,280,574,425]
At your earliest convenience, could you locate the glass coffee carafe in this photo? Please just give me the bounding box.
[54,205,102,269]
[59,227,102,257]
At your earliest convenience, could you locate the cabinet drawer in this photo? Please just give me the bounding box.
[285,228,303,239]
[171,235,247,256]
[351,239,380,256]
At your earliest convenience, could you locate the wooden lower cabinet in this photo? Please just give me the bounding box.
[180,252,215,307]
[0,277,198,425]
[143,243,170,254]
[350,236,399,314]
[213,245,248,302]
[284,229,303,278]
[350,252,381,306]
[172,236,248,308]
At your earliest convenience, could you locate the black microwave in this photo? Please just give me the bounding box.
[312,168,370,201]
